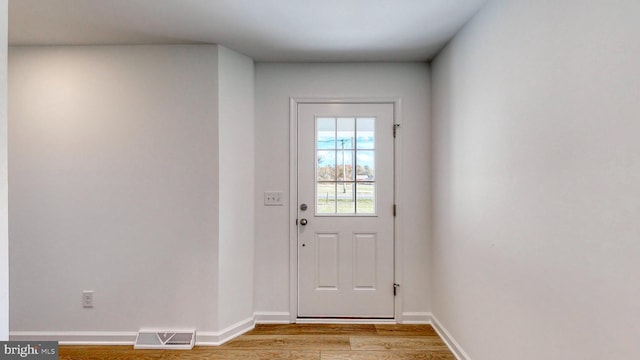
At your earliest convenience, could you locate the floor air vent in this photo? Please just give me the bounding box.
[134,329,195,350]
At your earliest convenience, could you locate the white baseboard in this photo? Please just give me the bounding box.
[429,314,471,360]
[254,311,291,324]
[9,331,137,345]
[10,316,256,346]
[196,316,255,346]
[401,312,431,324]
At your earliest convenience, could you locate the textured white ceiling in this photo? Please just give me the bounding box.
[9,0,486,61]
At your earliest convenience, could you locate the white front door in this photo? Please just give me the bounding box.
[297,102,395,318]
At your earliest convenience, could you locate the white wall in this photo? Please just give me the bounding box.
[0,0,8,340]
[217,46,255,330]
[9,45,220,334]
[254,63,431,319]
[431,1,640,359]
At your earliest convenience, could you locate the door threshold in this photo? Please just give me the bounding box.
[296,318,396,324]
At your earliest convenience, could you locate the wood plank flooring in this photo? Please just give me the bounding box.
[59,324,455,360]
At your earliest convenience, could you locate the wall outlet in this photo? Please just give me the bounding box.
[264,191,283,206]
[82,290,94,308]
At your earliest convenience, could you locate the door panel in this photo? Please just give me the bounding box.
[316,233,339,289]
[353,233,377,289]
[297,103,395,318]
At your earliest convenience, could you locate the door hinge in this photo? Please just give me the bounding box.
[393,283,400,296]
[393,204,397,217]
[393,123,400,138]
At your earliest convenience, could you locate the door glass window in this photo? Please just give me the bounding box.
[315,117,376,215]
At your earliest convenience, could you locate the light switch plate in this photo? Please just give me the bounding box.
[264,191,283,206]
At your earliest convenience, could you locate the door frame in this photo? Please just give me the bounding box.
[289,97,404,323]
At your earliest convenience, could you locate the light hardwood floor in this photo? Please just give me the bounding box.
[59,324,455,359]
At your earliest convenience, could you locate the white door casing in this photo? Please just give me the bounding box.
[296,102,395,318]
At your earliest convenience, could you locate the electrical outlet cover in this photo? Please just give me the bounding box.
[82,290,94,308]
